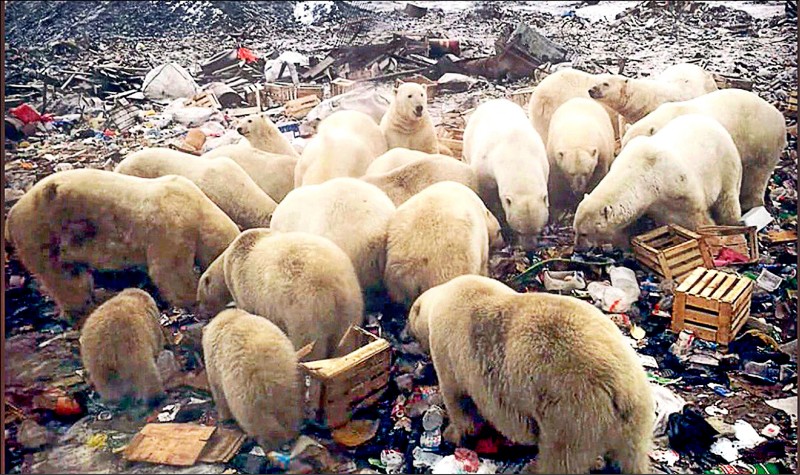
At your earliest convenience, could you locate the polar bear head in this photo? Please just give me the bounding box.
[588,75,629,102]
[393,82,428,121]
[501,192,549,247]
[196,253,232,319]
[236,113,282,142]
[554,147,599,193]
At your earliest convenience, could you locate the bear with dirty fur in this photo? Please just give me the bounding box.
[295,110,388,187]
[115,147,276,229]
[547,97,615,214]
[621,88,787,212]
[202,308,301,451]
[196,229,363,361]
[588,63,718,124]
[365,148,447,176]
[574,114,742,249]
[5,169,240,322]
[463,99,549,248]
[235,113,299,158]
[384,181,504,307]
[380,83,439,154]
[361,155,479,206]
[80,288,166,404]
[270,178,396,293]
[406,274,654,474]
[527,68,620,145]
[203,144,298,202]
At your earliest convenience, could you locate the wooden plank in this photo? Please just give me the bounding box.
[733,284,753,315]
[683,322,718,342]
[663,239,699,258]
[672,224,702,241]
[657,252,673,280]
[649,234,682,249]
[682,307,721,327]
[710,274,738,300]
[634,248,660,270]
[668,253,705,275]
[717,302,732,343]
[634,226,671,244]
[700,272,729,298]
[197,428,246,464]
[721,278,750,304]
[124,424,216,466]
[686,294,719,312]
[301,339,390,380]
[688,269,716,295]
[677,267,707,292]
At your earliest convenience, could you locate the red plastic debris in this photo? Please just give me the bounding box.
[713,247,750,267]
[237,47,258,63]
[9,104,53,125]
[454,447,480,472]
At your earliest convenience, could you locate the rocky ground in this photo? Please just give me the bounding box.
[3,1,798,474]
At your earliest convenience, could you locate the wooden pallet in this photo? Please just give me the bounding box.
[331,78,358,97]
[671,267,754,347]
[697,225,758,265]
[285,95,321,119]
[436,127,464,159]
[265,82,324,105]
[632,224,713,282]
[300,327,391,428]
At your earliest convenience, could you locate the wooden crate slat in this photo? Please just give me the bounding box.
[699,272,730,298]
[672,224,702,241]
[634,226,670,243]
[710,274,739,300]
[682,307,721,327]
[721,278,750,304]
[733,285,753,314]
[686,294,720,312]
[689,269,718,294]
[634,248,661,272]
[731,305,750,336]
[648,234,683,249]
[668,250,704,270]
[672,258,708,282]
[683,322,718,342]
[663,239,698,258]
[676,267,706,292]
[634,225,707,282]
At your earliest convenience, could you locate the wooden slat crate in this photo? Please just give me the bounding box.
[437,127,464,159]
[788,89,797,114]
[243,83,268,110]
[697,225,758,265]
[300,327,391,428]
[671,267,754,347]
[396,74,437,102]
[509,86,535,108]
[331,78,358,97]
[632,224,713,282]
[265,83,325,105]
[285,95,321,119]
[184,92,221,110]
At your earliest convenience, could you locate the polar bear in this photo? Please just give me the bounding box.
[197,229,364,361]
[361,155,479,206]
[406,275,654,474]
[295,110,388,187]
[527,68,620,145]
[574,114,742,249]
[203,144,297,202]
[80,288,166,404]
[365,148,447,176]
[547,98,616,211]
[463,99,549,248]
[384,181,503,307]
[588,63,718,124]
[235,113,299,158]
[115,148,276,229]
[621,88,787,211]
[270,178,396,293]
[202,308,301,451]
[380,83,439,154]
[5,169,239,321]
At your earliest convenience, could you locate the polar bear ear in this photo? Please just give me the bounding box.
[601,205,612,220]
[590,148,598,158]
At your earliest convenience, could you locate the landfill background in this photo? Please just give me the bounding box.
[2,0,798,474]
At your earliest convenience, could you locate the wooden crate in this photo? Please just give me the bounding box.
[331,78,358,97]
[509,86,535,108]
[697,225,758,265]
[285,95,321,119]
[632,225,713,282]
[300,327,391,429]
[437,127,464,159]
[396,74,437,102]
[184,92,221,110]
[265,83,324,105]
[243,83,268,110]
[671,267,754,346]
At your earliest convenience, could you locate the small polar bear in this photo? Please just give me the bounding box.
[463,99,549,248]
[527,68,620,145]
[574,114,742,249]
[588,63,718,124]
[384,181,504,307]
[115,147,277,229]
[196,229,364,361]
[235,113,299,158]
[203,144,298,202]
[546,97,616,212]
[5,169,239,321]
[365,148,448,176]
[380,83,439,154]
[202,308,301,452]
[80,288,166,405]
[406,274,654,474]
[270,178,396,294]
[621,88,787,212]
[295,110,388,187]
[361,155,479,206]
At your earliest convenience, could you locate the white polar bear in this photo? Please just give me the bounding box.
[235,113,299,158]
[463,99,549,248]
[295,110,388,187]
[203,144,298,202]
[588,63,718,123]
[574,114,742,248]
[546,97,616,212]
[365,148,447,176]
[269,178,396,294]
[527,68,620,145]
[380,83,439,154]
[621,88,787,212]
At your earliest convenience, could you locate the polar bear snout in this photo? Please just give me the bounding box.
[414,105,424,117]
[588,85,603,99]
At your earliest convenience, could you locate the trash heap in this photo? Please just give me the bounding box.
[3,1,797,474]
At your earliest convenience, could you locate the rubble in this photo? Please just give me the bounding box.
[3,1,797,474]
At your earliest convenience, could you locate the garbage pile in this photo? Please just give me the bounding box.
[3,1,797,474]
